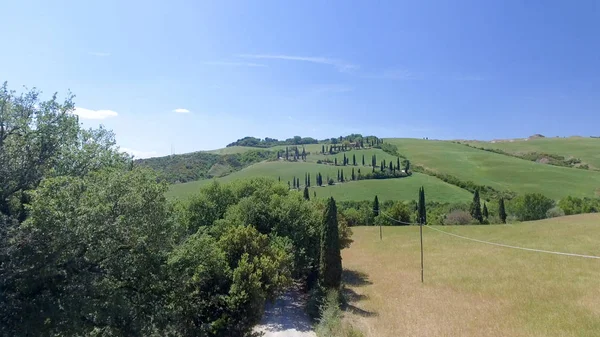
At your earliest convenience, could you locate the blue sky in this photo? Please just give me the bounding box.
[2,1,599,157]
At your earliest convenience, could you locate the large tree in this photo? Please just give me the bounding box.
[373,195,380,218]
[303,186,310,200]
[418,187,427,224]
[483,202,489,219]
[470,190,483,223]
[319,197,342,289]
[499,198,507,224]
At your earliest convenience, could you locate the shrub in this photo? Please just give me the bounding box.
[315,289,364,337]
[328,178,335,185]
[546,206,565,218]
[509,193,555,221]
[443,210,475,225]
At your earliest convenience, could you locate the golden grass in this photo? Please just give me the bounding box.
[341,214,600,337]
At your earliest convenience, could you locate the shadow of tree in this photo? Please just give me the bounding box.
[341,269,378,318]
[343,269,372,287]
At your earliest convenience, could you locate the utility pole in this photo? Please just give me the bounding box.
[420,219,424,283]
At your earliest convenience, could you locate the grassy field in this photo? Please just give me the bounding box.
[205,146,260,154]
[385,138,600,199]
[342,213,600,337]
[166,161,471,203]
[464,137,600,169]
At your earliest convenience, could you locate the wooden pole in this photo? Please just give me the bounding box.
[420,221,424,283]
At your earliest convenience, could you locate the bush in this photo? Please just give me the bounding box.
[443,210,475,225]
[328,178,335,185]
[558,196,600,215]
[509,193,555,221]
[546,206,565,218]
[307,285,326,321]
[315,289,364,337]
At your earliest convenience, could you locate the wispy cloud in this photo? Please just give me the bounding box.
[172,108,190,114]
[237,54,358,72]
[73,107,118,120]
[121,147,157,159]
[88,52,111,57]
[204,61,267,67]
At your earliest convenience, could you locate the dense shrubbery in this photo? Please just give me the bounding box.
[508,193,555,221]
[558,196,600,215]
[227,136,319,147]
[357,170,410,180]
[136,149,275,183]
[373,142,406,159]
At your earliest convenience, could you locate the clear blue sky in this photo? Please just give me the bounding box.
[3,1,599,157]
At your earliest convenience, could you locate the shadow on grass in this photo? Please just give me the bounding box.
[342,269,372,287]
[342,269,378,318]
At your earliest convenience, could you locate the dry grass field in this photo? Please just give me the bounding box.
[341,214,600,337]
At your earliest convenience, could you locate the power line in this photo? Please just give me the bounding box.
[425,225,600,260]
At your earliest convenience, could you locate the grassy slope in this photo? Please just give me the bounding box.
[343,213,600,337]
[385,138,600,199]
[166,161,471,203]
[463,137,600,169]
[205,146,261,154]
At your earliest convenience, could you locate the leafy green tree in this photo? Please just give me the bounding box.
[387,201,412,225]
[499,198,507,223]
[373,195,380,218]
[483,202,489,219]
[319,197,342,289]
[470,190,483,223]
[304,186,310,200]
[510,193,555,221]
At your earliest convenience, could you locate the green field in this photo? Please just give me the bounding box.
[343,214,600,337]
[166,161,471,203]
[464,137,600,169]
[205,146,261,154]
[385,138,600,199]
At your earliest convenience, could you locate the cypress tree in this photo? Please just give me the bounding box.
[353,154,356,166]
[303,186,310,200]
[351,168,355,180]
[470,190,483,223]
[278,176,281,182]
[308,173,311,187]
[293,177,296,188]
[418,187,427,224]
[314,191,317,198]
[405,160,410,172]
[320,197,342,289]
[389,161,393,171]
[499,198,507,224]
[285,147,289,160]
[337,170,340,182]
[340,170,344,182]
[343,154,347,166]
[362,154,365,166]
[322,145,325,153]
[334,157,337,166]
[373,195,379,218]
[305,173,308,187]
[483,202,489,219]
[380,161,384,172]
[397,157,400,170]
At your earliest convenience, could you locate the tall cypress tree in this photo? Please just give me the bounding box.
[351,168,355,180]
[353,154,356,166]
[305,173,308,187]
[362,154,365,166]
[303,186,310,200]
[322,145,325,154]
[499,198,507,224]
[397,157,400,170]
[337,170,340,182]
[320,197,342,289]
[389,161,393,171]
[334,157,337,166]
[343,153,347,166]
[373,195,379,218]
[483,202,489,219]
[278,176,280,182]
[340,170,344,182]
[285,147,289,160]
[308,173,311,187]
[418,187,427,224]
[470,190,483,223]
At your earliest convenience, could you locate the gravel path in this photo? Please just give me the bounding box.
[253,288,316,337]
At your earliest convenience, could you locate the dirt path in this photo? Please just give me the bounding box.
[253,288,316,337]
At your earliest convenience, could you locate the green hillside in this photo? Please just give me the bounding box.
[166,161,469,203]
[463,137,600,169]
[385,138,600,199]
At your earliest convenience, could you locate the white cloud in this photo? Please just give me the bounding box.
[204,61,267,67]
[172,108,190,114]
[237,54,358,72]
[121,147,158,159]
[88,52,111,57]
[73,107,118,120]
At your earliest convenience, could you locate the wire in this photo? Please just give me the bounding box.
[425,225,600,260]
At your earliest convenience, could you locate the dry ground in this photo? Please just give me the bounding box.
[341,214,600,337]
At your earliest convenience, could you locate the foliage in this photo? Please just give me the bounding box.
[470,190,483,223]
[357,169,409,180]
[499,198,507,224]
[373,142,406,159]
[443,210,476,225]
[227,136,319,147]
[558,196,600,215]
[417,187,427,224]
[546,206,566,218]
[508,193,555,221]
[320,198,342,289]
[315,289,364,337]
[136,149,274,183]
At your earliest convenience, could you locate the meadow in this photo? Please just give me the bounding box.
[385,138,600,199]
[464,137,600,169]
[341,214,600,337]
